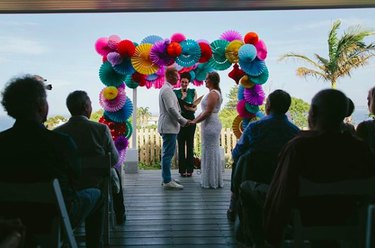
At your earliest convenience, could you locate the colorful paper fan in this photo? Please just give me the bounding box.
[108,35,121,50]
[113,58,135,75]
[238,85,245,100]
[148,67,165,89]
[194,62,213,81]
[150,40,175,67]
[107,52,123,66]
[256,111,266,119]
[171,33,186,43]
[240,75,255,89]
[125,74,139,89]
[225,40,244,63]
[125,120,133,139]
[239,58,267,77]
[237,100,256,119]
[193,80,204,86]
[242,118,250,130]
[99,61,126,87]
[238,44,257,62]
[95,37,110,56]
[114,135,128,151]
[244,85,265,105]
[255,39,268,60]
[117,40,136,58]
[141,35,163,44]
[244,32,259,45]
[99,86,127,112]
[245,103,260,114]
[208,39,231,70]
[220,30,243,42]
[131,44,159,75]
[198,42,212,63]
[98,116,126,138]
[103,86,118,100]
[176,39,201,67]
[228,63,245,84]
[115,147,126,169]
[232,115,244,139]
[104,96,133,123]
[249,67,269,85]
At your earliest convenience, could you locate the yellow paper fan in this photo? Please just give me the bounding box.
[232,115,244,139]
[240,75,255,89]
[131,44,159,75]
[225,40,244,63]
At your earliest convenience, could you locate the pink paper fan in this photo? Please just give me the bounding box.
[193,80,204,86]
[95,37,110,56]
[244,85,265,105]
[197,39,210,44]
[237,100,255,118]
[171,33,186,43]
[255,39,268,60]
[220,30,243,42]
[99,86,127,112]
[108,35,121,50]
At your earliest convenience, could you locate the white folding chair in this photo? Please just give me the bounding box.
[289,176,375,248]
[0,179,78,248]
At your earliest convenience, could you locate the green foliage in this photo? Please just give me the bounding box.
[225,85,239,109]
[219,108,237,128]
[90,109,103,122]
[280,20,375,88]
[288,97,310,128]
[45,115,67,129]
[138,162,160,170]
[137,106,152,128]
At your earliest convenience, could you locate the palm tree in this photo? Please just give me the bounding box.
[280,20,375,88]
[137,107,152,128]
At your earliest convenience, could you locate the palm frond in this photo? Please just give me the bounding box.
[296,67,328,81]
[279,53,324,70]
[328,20,341,61]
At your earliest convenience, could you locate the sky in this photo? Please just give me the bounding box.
[0,8,374,128]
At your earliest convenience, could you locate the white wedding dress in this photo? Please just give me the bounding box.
[200,89,224,189]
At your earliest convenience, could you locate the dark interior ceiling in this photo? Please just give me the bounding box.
[0,0,374,13]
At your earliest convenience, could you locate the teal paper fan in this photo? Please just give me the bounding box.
[125,74,139,89]
[208,39,231,70]
[245,103,260,114]
[176,39,201,67]
[99,61,126,87]
[141,35,163,44]
[194,62,213,81]
[249,67,269,85]
[239,58,267,77]
[113,58,135,75]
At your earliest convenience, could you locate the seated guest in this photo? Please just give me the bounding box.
[264,89,375,248]
[0,75,104,247]
[54,90,126,225]
[228,90,300,221]
[356,86,375,155]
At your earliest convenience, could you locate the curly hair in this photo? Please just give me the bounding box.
[1,75,46,119]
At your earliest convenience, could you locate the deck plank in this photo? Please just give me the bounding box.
[116,169,238,247]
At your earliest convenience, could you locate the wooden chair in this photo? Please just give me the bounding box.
[289,176,375,248]
[0,179,78,248]
[76,153,115,247]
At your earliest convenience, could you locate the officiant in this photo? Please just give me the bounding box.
[174,72,198,177]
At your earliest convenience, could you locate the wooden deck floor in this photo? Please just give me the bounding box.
[110,169,238,248]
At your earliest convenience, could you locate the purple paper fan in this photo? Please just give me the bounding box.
[115,147,126,169]
[99,86,127,112]
[107,52,123,66]
[244,85,265,105]
[150,40,175,67]
[220,30,243,42]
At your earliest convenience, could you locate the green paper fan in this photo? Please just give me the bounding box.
[99,61,126,87]
[125,75,139,89]
[208,39,231,70]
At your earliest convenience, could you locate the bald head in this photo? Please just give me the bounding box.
[308,89,348,130]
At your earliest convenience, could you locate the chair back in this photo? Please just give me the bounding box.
[76,153,113,246]
[0,179,78,248]
[290,176,375,247]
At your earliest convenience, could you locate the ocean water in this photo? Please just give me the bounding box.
[352,105,371,126]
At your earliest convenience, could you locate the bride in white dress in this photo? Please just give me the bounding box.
[191,72,223,189]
